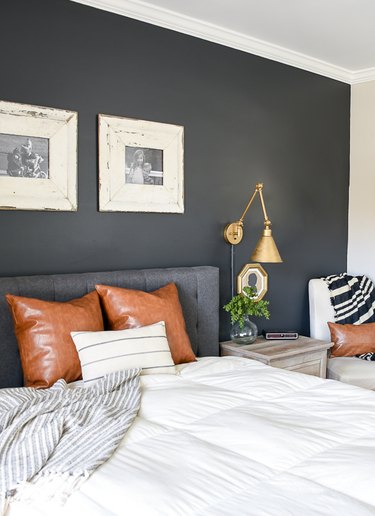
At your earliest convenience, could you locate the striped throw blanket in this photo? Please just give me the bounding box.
[0,368,141,513]
[324,273,375,361]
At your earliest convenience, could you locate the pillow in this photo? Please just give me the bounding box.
[6,291,104,388]
[72,321,176,384]
[328,321,375,357]
[95,283,196,364]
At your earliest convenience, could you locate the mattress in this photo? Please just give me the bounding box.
[8,357,375,516]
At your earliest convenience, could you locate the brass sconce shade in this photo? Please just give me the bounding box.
[251,226,282,263]
[224,183,282,263]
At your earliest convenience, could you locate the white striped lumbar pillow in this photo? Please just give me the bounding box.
[71,321,176,385]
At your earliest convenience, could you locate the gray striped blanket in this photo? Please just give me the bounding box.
[0,368,141,512]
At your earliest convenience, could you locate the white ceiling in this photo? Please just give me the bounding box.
[72,0,375,83]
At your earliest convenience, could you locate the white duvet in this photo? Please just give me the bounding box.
[8,357,375,516]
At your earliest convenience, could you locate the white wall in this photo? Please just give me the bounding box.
[347,80,375,281]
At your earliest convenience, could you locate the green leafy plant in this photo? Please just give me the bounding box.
[223,286,270,328]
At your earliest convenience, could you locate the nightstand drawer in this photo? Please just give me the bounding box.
[269,350,327,378]
[285,359,324,377]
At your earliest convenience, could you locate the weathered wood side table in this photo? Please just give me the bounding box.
[220,336,332,378]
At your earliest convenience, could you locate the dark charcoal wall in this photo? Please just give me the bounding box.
[0,0,350,339]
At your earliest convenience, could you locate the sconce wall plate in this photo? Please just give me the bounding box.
[223,222,244,245]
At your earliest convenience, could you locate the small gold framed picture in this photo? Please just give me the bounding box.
[237,263,268,301]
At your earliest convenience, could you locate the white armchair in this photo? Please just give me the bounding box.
[309,278,375,390]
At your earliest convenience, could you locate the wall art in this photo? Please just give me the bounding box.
[99,114,184,213]
[237,263,268,301]
[0,100,77,211]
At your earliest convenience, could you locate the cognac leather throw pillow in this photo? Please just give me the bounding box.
[6,291,104,388]
[328,321,375,358]
[95,283,196,365]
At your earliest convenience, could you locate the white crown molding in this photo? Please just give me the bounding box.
[350,68,375,85]
[70,0,371,85]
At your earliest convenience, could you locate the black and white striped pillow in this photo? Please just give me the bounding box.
[71,321,176,384]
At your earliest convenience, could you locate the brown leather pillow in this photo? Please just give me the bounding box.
[6,291,104,388]
[95,283,196,365]
[328,321,375,357]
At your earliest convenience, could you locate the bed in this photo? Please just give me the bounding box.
[309,278,375,389]
[3,267,375,515]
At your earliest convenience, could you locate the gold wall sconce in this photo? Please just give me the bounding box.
[224,183,282,297]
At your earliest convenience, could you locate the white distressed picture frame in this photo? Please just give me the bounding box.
[99,114,184,213]
[0,100,77,211]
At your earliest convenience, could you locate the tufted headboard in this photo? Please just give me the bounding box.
[0,266,220,388]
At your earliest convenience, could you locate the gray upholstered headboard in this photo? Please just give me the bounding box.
[0,266,219,388]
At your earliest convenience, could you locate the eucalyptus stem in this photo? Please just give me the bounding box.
[223,286,270,329]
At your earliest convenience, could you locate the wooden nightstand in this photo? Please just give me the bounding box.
[220,336,333,378]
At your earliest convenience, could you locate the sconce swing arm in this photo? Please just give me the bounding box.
[224,183,271,246]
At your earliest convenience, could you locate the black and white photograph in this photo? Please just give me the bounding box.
[125,146,163,186]
[0,134,49,179]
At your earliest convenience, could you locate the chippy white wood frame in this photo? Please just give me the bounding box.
[0,101,77,211]
[99,114,184,213]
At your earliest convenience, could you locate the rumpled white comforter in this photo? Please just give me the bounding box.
[8,356,375,516]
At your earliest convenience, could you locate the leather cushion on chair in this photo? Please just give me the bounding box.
[6,291,104,388]
[328,321,375,358]
[95,283,196,365]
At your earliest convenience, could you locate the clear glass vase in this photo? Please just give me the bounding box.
[230,315,258,345]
